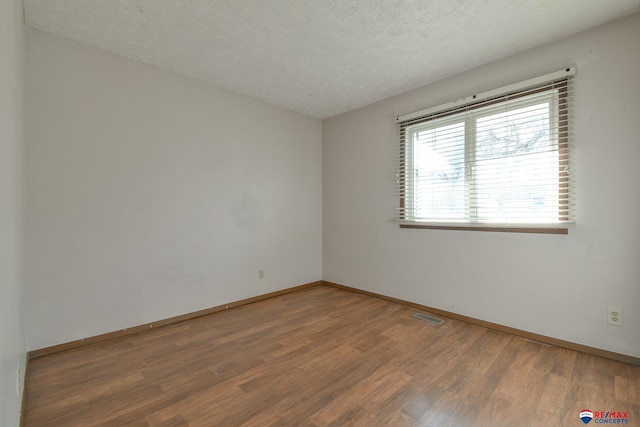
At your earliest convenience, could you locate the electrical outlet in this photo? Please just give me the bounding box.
[607,307,623,326]
[258,269,264,279]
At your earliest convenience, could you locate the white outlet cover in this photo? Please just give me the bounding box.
[607,307,623,326]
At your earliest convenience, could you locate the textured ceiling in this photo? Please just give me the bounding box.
[24,0,640,119]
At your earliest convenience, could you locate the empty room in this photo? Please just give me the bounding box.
[2,0,640,426]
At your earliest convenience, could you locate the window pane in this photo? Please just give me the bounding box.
[475,102,558,221]
[413,122,465,220]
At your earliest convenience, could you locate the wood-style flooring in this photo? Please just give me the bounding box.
[23,285,640,426]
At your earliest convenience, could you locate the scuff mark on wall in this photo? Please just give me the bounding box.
[234,190,267,229]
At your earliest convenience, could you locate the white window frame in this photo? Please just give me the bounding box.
[396,67,575,234]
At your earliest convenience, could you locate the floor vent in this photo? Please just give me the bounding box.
[412,313,445,326]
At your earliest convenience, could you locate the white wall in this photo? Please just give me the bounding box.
[26,29,323,350]
[0,0,27,425]
[324,14,640,358]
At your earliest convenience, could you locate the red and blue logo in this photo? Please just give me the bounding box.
[581,410,594,424]
[580,409,629,424]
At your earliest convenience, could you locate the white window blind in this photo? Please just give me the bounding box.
[396,67,576,232]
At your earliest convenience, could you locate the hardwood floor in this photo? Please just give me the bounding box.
[23,285,640,426]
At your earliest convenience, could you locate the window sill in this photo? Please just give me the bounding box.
[397,221,570,235]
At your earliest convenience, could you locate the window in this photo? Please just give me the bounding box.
[396,68,575,233]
